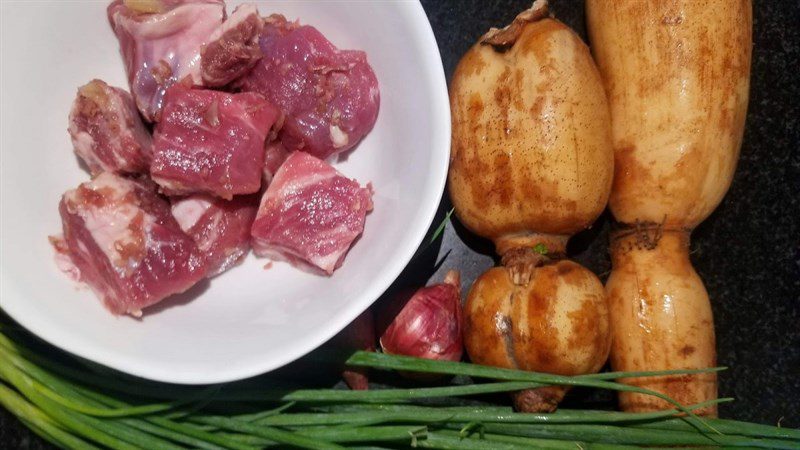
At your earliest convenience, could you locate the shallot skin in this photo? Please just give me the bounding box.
[380,280,463,363]
[464,260,610,412]
[448,6,613,248]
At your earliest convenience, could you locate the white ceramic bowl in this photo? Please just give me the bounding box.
[0,1,449,384]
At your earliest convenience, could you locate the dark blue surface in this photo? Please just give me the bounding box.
[1,1,798,447]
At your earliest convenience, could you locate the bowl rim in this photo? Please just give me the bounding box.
[0,0,451,384]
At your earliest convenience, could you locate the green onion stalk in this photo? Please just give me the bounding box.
[0,319,798,450]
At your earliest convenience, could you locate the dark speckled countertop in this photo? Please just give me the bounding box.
[2,0,798,447]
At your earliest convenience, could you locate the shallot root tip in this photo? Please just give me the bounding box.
[481,0,549,47]
[443,270,461,289]
[342,368,370,391]
[512,386,568,413]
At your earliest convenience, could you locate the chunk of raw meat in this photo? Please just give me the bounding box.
[151,84,279,199]
[107,0,225,121]
[237,15,380,161]
[68,80,153,175]
[201,3,263,87]
[57,172,207,316]
[171,194,258,276]
[250,151,373,275]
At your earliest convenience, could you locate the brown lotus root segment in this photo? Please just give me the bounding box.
[450,0,613,412]
[588,0,752,416]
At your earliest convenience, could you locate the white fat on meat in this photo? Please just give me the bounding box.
[64,173,154,272]
[70,132,103,171]
[330,124,349,149]
[171,195,214,231]
[259,171,332,211]
[171,195,223,252]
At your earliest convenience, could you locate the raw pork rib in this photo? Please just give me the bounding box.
[151,84,279,199]
[171,194,258,276]
[201,3,263,87]
[107,0,225,121]
[58,172,207,316]
[237,15,380,161]
[250,151,373,275]
[68,79,152,175]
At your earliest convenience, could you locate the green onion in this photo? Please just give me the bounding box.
[310,404,513,414]
[347,350,724,386]
[118,418,235,450]
[294,424,429,443]
[345,447,396,450]
[418,429,598,450]
[409,208,454,262]
[447,422,798,449]
[630,416,800,441]
[193,415,344,450]
[74,389,243,450]
[440,428,649,450]
[153,380,542,404]
[31,372,217,418]
[0,320,797,450]
[0,344,251,450]
[208,432,272,447]
[0,362,158,450]
[429,208,454,245]
[0,331,210,400]
[465,431,645,450]
[347,351,722,431]
[235,402,296,422]
[251,398,728,427]
[0,382,102,450]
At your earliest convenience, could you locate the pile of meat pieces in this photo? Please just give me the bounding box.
[53,0,379,316]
